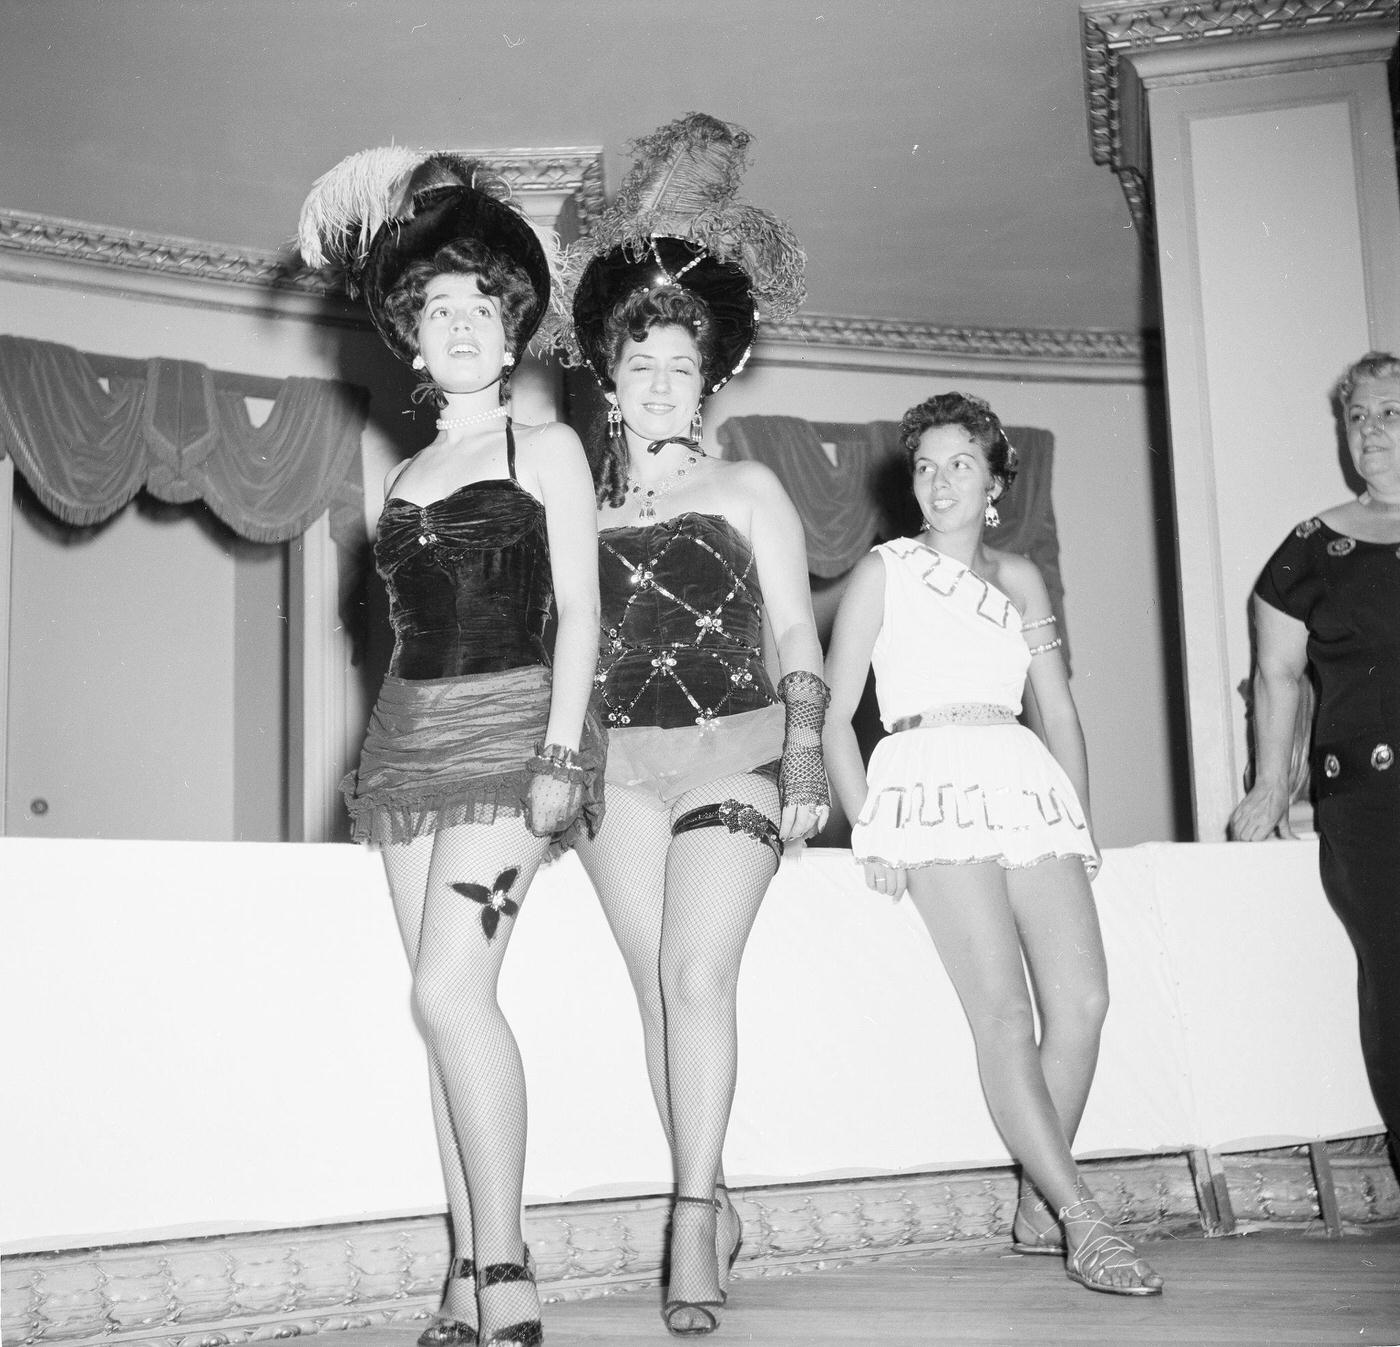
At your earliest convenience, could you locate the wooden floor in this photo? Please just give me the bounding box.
[337,1223,1400,1346]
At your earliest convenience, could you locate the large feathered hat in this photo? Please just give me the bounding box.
[298,147,565,364]
[564,113,805,393]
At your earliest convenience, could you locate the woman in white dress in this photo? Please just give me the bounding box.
[822,391,1162,1297]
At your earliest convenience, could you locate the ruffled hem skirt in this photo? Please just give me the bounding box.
[851,723,1094,871]
[342,665,606,849]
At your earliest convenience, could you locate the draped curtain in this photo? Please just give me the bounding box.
[0,336,367,551]
[717,414,1070,667]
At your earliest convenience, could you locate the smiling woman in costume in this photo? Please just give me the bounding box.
[562,114,828,1336]
[1230,352,1400,1162]
[822,392,1163,1298]
[299,149,603,1347]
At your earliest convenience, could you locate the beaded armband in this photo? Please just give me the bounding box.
[1022,613,1060,656]
[525,742,589,783]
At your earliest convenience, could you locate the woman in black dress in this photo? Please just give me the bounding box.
[1231,351,1400,1158]
[563,115,828,1336]
[299,150,602,1347]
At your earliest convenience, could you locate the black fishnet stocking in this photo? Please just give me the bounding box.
[579,770,780,1315]
[383,817,550,1340]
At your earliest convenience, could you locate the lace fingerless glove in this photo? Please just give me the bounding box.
[777,670,831,810]
[524,743,589,838]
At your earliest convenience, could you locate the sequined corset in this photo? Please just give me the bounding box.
[595,512,776,728]
[376,479,551,680]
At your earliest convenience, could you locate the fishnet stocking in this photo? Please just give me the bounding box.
[383,817,550,1340]
[578,770,780,1314]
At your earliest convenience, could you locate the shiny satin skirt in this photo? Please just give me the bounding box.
[342,664,605,848]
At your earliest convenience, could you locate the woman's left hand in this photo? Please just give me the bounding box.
[780,799,829,843]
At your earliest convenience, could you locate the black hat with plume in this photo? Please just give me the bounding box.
[298,147,564,364]
[564,113,805,393]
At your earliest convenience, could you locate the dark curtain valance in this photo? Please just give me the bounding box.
[0,336,367,549]
[717,414,1070,667]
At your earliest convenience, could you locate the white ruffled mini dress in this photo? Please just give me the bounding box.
[850,537,1094,871]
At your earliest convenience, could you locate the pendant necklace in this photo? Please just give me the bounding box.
[628,448,702,521]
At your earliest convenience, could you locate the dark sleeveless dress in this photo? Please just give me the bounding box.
[343,424,604,845]
[593,511,783,808]
[1256,517,1400,1139]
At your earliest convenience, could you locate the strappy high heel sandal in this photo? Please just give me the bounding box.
[417,1257,476,1347]
[663,1195,725,1337]
[476,1254,543,1347]
[714,1186,744,1294]
[1059,1200,1164,1297]
[1009,1197,1066,1256]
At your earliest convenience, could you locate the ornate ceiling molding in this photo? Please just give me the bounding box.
[0,148,606,297]
[1080,0,1400,237]
[764,312,1150,366]
[0,208,1150,373]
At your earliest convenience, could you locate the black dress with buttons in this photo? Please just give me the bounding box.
[1256,517,1400,1140]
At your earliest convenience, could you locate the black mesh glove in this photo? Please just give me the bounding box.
[777,670,831,810]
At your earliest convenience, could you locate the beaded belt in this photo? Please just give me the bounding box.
[892,703,1017,733]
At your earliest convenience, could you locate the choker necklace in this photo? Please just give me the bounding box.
[627,449,702,520]
[437,405,508,431]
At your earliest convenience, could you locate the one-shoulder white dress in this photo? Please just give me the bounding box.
[850,537,1095,871]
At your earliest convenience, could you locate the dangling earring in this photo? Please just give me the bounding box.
[503,352,516,367]
[690,408,703,440]
[606,396,622,441]
[984,496,1000,529]
[411,354,426,371]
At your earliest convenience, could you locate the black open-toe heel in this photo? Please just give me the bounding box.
[664,1195,725,1337]
[476,1254,543,1347]
[418,1257,477,1347]
[714,1187,743,1295]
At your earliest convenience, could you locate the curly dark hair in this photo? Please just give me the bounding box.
[1335,350,1400,406]
[898,391,1019,496]
[592,286,717,508]
[380,238,538,405]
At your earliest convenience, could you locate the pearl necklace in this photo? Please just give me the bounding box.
[627,450,702,521]
[437,405,508,432]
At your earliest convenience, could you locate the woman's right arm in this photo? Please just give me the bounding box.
[1229,595,1310,841]
[823,552,902,895]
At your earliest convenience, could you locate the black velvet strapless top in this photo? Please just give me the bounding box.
[595,511,776,729]
[376,425,551,680]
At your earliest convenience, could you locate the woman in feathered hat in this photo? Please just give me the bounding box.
[563,113,828,1336]
[300,150,604,1347]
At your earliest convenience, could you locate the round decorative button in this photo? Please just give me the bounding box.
[1371,743,1394,772]
[1323,753,1341,779]
[1326,536,1355,557]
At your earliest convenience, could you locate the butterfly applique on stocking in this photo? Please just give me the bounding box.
[451,866,520,940]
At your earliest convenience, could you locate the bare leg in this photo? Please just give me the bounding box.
[1005,858,1109,1247]
[905,860,1160,1293]
[413,816,551,1344]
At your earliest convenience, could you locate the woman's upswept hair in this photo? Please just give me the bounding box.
[380,237,537,406]
[592,286,716,508]
[1336,350,1400,406]
[898,391,1018,495]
